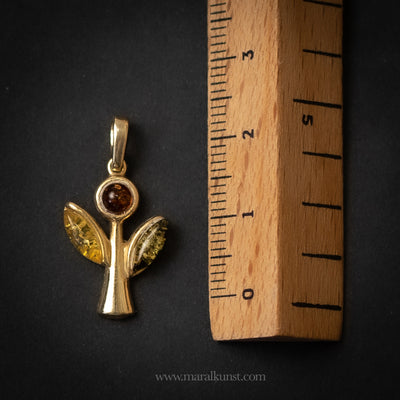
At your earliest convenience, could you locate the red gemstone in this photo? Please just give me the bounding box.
[102,183,132,214]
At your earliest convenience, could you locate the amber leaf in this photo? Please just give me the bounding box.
[64,203,108,265]
[136,219,168,266]
[128,217,168,276]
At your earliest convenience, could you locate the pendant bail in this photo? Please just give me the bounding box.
[110,117,129,174]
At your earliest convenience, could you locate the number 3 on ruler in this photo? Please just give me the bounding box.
[242,50,254,60]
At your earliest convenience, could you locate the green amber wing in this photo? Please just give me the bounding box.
[127,216,168,277]
[64,202,110,266]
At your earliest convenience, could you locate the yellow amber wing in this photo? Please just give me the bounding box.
[64,202,110,265]
[127,216,167,277]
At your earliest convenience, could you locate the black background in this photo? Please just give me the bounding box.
[1,0,399,399]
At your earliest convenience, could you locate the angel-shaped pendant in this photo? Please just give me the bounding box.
[63,117,167,318]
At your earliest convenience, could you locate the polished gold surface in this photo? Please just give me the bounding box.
[110,117,129,173]
[64,117,167,318]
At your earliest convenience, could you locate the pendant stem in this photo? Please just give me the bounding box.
[97,220,134,318]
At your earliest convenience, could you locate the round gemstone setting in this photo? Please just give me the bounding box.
[102,183,133,214]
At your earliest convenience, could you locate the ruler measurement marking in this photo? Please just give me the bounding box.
[210,56,236,62]
[303,151,342,160]
[208,4,235,308]
[292,302,342,311]
[293,98,342,109]
[211,148,226,152]
[210,254,232,259]
[210,146,226,150]
[303,0,343,8]
[211,167,226,172]
[210,34,226,38]
[211,66,227,70]
[210,17,232,23]
[211,170,226,173]
[303,49,342,58]
[210,96,232,101]
[210,2,226,6]
[210,26,227,31]
[210,135,236,140]
[211,192,226,196]
[211,271,226,275]
[208,0,261,326]
[210,232,226,236]
[211,294,237,299]
[210,175,231,180]
[302,202,342,210]
[302,253,342,260]
[211,168,226,173]
[210,214,237,220]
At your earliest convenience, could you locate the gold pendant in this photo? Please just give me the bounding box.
[63,117,167,318]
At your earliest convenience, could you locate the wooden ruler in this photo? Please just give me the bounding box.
[207,0,343,340]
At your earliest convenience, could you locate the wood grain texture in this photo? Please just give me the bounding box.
[208,0,343,340]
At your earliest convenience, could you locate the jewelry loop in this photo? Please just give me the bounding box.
[107,159,127,176]
[110,117,129,174]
